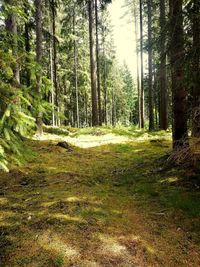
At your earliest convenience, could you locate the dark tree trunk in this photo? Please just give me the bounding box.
[5,0,20,84]
[140,0,144,128]
[24,1,31,87]
[147,0,154,131]
[88,0,99,126]
[192,0,200,137]
[159,0,168,130]
[35,0,43,135]
[95,0,102,125]
[169,0,188,148]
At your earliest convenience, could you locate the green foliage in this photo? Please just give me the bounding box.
[0,48,35,171]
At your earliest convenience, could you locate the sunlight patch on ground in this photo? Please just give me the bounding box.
[33,133,130,148]
[98,234,128,256]
[160,177,179,184]
[0,211,16,221]
[65,196,102,205]
[0,197,8,205]
[41,201,57,208]
[80,260,101,267]
[38,231,79,258]
[51,213,87,223]
[128,235,156,255]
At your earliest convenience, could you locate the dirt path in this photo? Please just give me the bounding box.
[0,136,200,266]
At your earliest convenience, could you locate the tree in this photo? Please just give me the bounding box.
[5,0,20,84]
[191,0,200,137]
[88,0,99,126]
[35,0,43,135]
[95,0,102,125]
[139,0,144,128]
[169,0,188,148]
[159,0,168,130]
[147,0,154,130]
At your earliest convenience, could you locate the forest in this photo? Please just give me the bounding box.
[0,0,200,266]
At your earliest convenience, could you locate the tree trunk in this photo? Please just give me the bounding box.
[169,0,188,148]
[5,0,20,84]
[24,1,31,87]
[35,0,43,135]
[147,0,154,131]
[159,0,168,130]
[49,28,55,126]
[139,0,144,128]
[95,0,102,126]
[192,0,200,137]
[134,4,141,128]
[88,0,98,126]
[73,8,80,128]
[51,0,59,126]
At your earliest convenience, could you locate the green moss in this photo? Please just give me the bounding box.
[0,129,199,267]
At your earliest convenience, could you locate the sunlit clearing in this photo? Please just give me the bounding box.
[33,133,130,148]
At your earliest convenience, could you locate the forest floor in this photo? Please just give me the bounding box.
[0,127,200,267]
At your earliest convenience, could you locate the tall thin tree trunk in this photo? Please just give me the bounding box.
[169,0,188,148]
[140,0,144,128]
[24,1,31,87]
[35,0,43,135]
[134,3,141,128]
[73,8,80,128]
[95,0,102,126]
[159,0,168,130]
[51,0,59,126]
[192,0,200,137]
[50,31,55,126]
[88,0,99,126]
[102,26,107,125]
[148,0,154,130]
[112,88,116,127]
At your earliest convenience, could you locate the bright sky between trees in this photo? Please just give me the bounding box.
[108,0,138,77]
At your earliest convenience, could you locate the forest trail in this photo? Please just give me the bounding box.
[0,132,200,267]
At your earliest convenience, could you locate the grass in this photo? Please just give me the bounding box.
[0,128,199,266]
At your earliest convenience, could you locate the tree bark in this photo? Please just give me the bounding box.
[35,0,43,135]
[5,0,20,84]
[95,0,102,126]
[73,7,80,128]
[88,0,99,126]
[24,1,31,87]
[51,0,59,126]
[169,0,188,148]
[133,4,141,128]
[159,0,168,130]
[192,0,200,137]
[147,0,154,131]
[139,0,144,128]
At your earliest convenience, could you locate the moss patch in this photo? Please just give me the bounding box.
[0,130,199,266]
